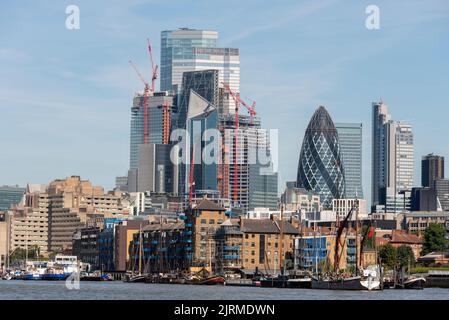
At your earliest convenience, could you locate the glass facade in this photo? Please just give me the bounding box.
[297,106,345,209]
[335,123,364,199]
[0,185,25,211]
[178,70,219,130]
[129,93,173,170]
[160,29,218,92]
[177,70,220,195]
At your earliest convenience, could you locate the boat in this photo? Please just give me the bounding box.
[196,276,225,285]
[260,275,289,288]
[126,274,148,283]
[80,273,113,281]
[287,277,312,289]
[1,274,12,280]
[21,265,47,280]
[393,266,425,289]
[425,270,449,288]
[401,277,426,289]
[311,275,368,290]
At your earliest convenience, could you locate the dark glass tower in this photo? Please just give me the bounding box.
[297,106,345,209]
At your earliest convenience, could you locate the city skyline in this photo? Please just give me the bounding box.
[1,1,449,207]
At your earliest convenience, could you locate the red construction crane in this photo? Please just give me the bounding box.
[222,83,257,123]
[221,82,257,206]
[129,39,159,145]
[129,60,151,144]
[147,38,158,93]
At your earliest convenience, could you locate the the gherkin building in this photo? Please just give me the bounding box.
[297,106,345,209]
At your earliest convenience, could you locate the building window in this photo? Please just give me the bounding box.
[201,219,207,224]
[209,219,215,224]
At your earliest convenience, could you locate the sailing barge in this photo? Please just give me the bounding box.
[310,205,383,291]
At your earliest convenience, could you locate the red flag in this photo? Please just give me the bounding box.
[368,226,374,238]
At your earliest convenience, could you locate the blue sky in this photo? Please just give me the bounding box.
[1,0,448,205]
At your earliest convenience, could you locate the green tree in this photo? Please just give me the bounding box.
[397,245,415,269]
[422,223,448,255]
[379,244,397,269]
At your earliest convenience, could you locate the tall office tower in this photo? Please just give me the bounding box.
[186,90,219,193]
[129,92,174,171]
[161,29,218,92]
[0,185,26,211]
[160,28,239,114]
[297,106,345,209]
[137,144,175,194]
[225,125,278,211]
[372,101,391,207]
[395,122,414,192]
[335,123,364,199]
[176,70,220,197]
[434,179,449,211]
[371,102,414,213]
[178,70,220,130]
[422,154,445,187]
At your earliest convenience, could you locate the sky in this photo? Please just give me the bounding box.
[1,0,449,206]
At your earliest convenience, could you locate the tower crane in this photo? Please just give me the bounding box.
[129,39,159,145]
[221,82,257,206]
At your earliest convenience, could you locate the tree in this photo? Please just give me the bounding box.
[422,223,448,255]
[397,245,415,269]
[379,244,397,269]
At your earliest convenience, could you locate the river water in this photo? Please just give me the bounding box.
[0,280,448,300]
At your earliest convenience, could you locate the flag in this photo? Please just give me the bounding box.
[368,226,374,238]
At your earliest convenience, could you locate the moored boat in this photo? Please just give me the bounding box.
[260,275,289,288]
[311,275,367,290]
[125,274,147,283]
[425,270,449,288]
[195,276,225,285]
[401,277,426,290]
[287,277,312,289]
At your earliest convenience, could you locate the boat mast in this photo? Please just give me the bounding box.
[355,200,359,275]
[279,203,284,275]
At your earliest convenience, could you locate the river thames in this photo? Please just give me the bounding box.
[0,281,448,300]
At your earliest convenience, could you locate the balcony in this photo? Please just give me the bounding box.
[223,254,240,259]
[223,245,240,251]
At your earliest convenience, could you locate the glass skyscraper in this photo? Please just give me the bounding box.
[160,28,239,114]
[335,123,364,199]
[297,106,345,209]
[371,101,414,213]
[129,92,173,170]
[161,29,218,92]
[0,185,25,211]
